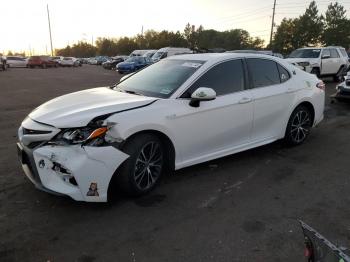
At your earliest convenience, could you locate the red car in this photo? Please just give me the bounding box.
[27,56,58,68]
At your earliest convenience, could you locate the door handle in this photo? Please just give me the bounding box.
[286,88,294,93]
[239,97,252,104]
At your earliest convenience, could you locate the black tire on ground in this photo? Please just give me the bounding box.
[310,67,320,78]
[116,134,164,196]
[284,105,312,146]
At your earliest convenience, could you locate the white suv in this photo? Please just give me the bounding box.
[286,46,350,81]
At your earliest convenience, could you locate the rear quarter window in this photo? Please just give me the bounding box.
[277,64,290,83]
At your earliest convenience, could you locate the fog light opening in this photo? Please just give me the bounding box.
[52,162,71,175]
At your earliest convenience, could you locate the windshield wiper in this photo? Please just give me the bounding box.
[122,89,144,96]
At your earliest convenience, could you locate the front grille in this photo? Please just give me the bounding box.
[27,141,45,149]
[23,128,52,135]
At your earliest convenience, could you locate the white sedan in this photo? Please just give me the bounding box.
[59,57,78,67]
[7,56,27,68]
[17,53,325,202]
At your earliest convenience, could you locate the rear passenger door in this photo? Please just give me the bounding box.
[321,49,340,75]
[247,58,294,142]
[173,59,254,164]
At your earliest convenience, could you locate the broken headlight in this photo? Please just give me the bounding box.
[298,62,310,67]
[58,126,108,146]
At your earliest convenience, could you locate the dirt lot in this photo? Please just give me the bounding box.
[1,65,350,262]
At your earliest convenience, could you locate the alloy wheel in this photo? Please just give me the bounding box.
[290,110,311,143]
[134,141,163,190]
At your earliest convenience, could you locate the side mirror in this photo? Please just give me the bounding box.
[322,54,330,59]
[189,87,216,107]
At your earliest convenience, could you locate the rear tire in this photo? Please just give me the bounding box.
[284,105,312,146]
[116,134,164,196]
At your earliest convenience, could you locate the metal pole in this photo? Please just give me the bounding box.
[269,0,277,46]
[47,4,54,56]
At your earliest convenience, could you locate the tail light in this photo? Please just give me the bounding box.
[316,81,325,91]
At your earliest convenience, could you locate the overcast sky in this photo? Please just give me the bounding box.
[2,0,350,54]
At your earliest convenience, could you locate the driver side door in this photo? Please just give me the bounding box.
[169,59,254,167]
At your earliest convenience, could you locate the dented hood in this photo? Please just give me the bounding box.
[29,87,156,128]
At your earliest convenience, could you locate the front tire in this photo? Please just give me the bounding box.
[117,134,164,196]
[310,67,320,78]
[284,105,312,146]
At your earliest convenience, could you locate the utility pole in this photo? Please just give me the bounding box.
[269,0,277,47]
[47,4,54,56]
[141,25,144,36]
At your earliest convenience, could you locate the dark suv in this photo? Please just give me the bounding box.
[27,56,58,68]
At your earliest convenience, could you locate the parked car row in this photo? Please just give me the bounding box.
[0,55,83,69]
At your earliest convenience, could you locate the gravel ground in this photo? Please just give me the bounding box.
[1,65,350,262]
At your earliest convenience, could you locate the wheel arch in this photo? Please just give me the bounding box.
[122,129,176,172]
[107,129,176,200]
[284,100,316,137]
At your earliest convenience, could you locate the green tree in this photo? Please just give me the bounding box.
[294,1,324,47]
[115,37,138,55]
[56,42,96,57]
[323,2,350,48]
[272,18,298,54]
[95,38,119,56]
[184,23,197,49]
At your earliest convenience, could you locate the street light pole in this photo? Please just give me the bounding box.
[47,4,54,56]
[269,0,277,47]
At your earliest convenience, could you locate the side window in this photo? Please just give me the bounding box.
[340,49,348,57]
[322,49,331,57]
[277,64,290,83]
[330,49,340,58]
[181,59,245,97]
[247,58,280,88]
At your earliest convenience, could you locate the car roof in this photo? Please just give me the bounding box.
[167,52,283,63]
[296,46,345,50]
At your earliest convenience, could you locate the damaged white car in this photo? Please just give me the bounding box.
[17,53,325,202]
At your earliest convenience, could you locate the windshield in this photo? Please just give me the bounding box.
[115,59,205,98]
[289,49,321,58]
[152,51,165,60]
[125,57,143,63]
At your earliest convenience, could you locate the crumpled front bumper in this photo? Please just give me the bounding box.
[18,143,129,202]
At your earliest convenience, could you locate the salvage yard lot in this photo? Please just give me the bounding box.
[1,65,350,262]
